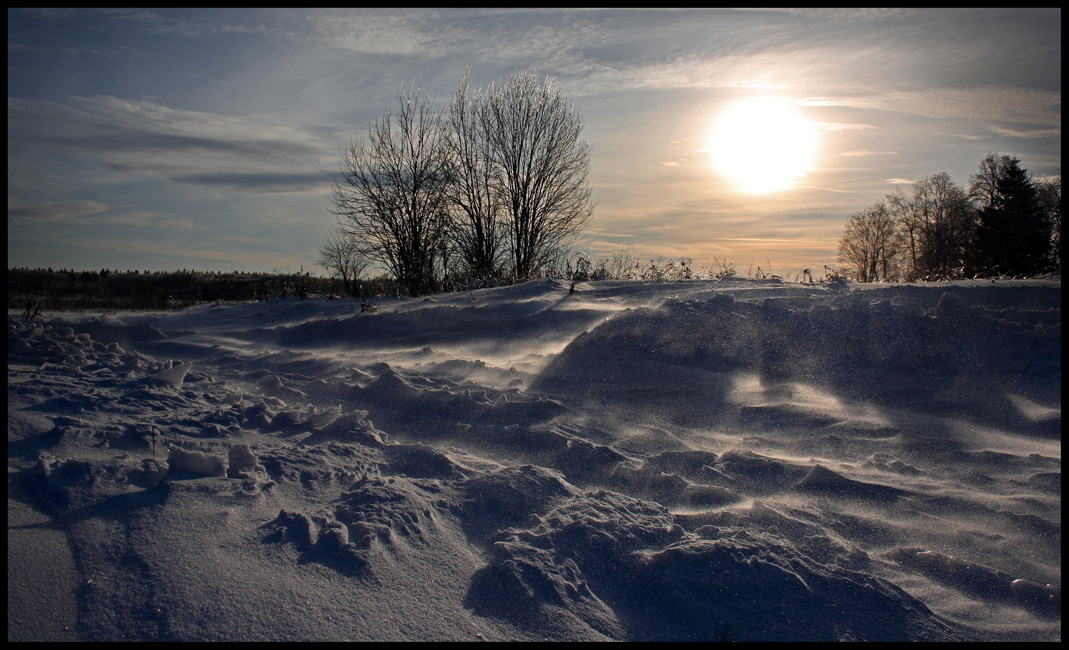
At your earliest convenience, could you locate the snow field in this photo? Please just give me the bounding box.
[7,276,1060,641]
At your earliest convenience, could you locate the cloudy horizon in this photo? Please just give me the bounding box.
[7,8,1061,276]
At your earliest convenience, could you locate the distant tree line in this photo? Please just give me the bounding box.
[838,154,1060,282]
[323,68,595,297]
[6,267,348,312]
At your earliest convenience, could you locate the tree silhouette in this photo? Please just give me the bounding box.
[328,70,594,292]
[445,69,504,281]
[838,200,900,282]
[318,224,371,297]
[331,80,453,296]
[969,154,1049,276]
[887,172,973,280]
[481,71,594,281]
[1034,175,1061,271]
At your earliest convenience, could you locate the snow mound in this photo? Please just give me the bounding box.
[166,445,226,477]
[148,361,193,387]
[887,547,1061,619]
[470,489,955,641]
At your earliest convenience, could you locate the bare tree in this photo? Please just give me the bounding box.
[330,81,453,296]
[887,172,973,280]
[481,72,594,280]
[838,200,900,282]
[1035,174,1061,271]
[445,69,504,282]
[317,223,371,297]
[968,152,1008,211]
[886,190,921,280]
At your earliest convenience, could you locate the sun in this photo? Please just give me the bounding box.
[709,96,817,194]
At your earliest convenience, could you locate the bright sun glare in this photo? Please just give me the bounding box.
[709,96,817,194]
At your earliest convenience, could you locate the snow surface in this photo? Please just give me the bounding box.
[8,277,1061,641]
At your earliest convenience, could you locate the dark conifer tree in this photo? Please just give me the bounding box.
[969,154,1049,276]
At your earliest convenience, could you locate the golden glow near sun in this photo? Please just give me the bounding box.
[709,96,817,194]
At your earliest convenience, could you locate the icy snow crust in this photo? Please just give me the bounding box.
[7,277,1061,641]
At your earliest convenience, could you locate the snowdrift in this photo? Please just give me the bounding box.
[8,277,1060,641]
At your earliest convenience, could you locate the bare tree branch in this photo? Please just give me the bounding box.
[317,223,371,297]
[330,80,453,296]
[328,70,595,291]
[838,200,900,282]
[446,67,504,281]
[481,72,594,280]
[888,173,973,281]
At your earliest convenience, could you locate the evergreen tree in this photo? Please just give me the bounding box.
[968,154,1049,276]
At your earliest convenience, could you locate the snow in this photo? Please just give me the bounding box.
[7,276,1061,641]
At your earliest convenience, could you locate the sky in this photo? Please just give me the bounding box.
[7,8,1062,277]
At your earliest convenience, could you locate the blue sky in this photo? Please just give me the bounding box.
[7,8,1061,276]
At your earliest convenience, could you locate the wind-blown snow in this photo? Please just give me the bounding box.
[8,277,1060,641]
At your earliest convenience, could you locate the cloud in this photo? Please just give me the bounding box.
[818,122,877,132]
[9,96,335,194]
[985,125,1062,140]
[7,41,53,54]
[7,197,108,223]
[95,211,157,226]
[798,184,851,193]
[7,197,191,230]
[932,131,986,141]
[785,8,916,22]
[311,9,452,56]
[818,86,1061,127]
[34,95,328,158]
[155,218,197,230]
[14,7,81,20]
[309,8,608,69]
[839,151,898,157]
[96,8,219,37]
[172,171,335,194]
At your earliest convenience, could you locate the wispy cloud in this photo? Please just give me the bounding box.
[172,171,335,194]
[840,151,897,157]
[8,197,108,223]
[156,217,197,230]
[311,8,598,56]
[14,7,81,20]
[798,185,851,193]
[817,122,877,132]
[8,96,335,194]
[985,125,1062,140]
[932,131,986,142]
[96,8,291,38]
[311,9,452,57]
[819,86,1062,127]
[7,197,196,230]
[94,211,157,226]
